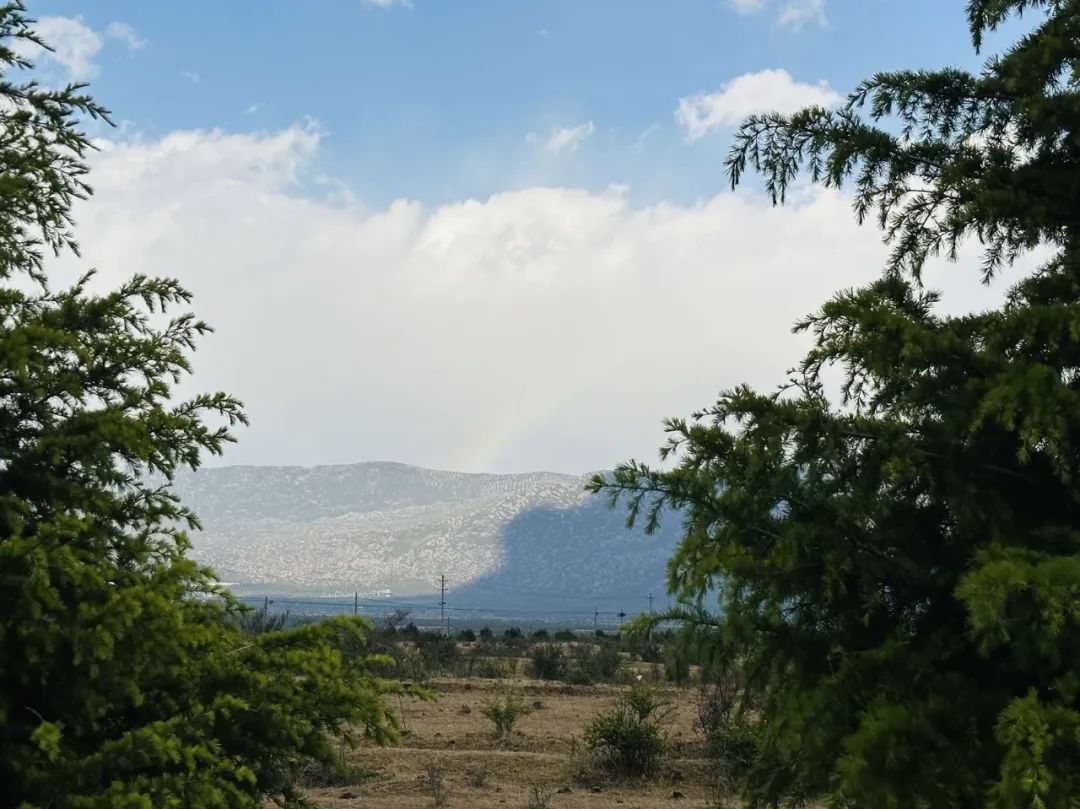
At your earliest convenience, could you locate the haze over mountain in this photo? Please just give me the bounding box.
[173,462,681,612]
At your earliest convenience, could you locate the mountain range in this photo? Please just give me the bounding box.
[171,462,682,613]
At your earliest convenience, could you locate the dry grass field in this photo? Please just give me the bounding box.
[305,671,727,809]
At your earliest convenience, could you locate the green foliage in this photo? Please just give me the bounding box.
[456,628,477,642]
[479,687,532,738]
[529,643,567,680]
[417,633,459,673]
[570,642,622,684]
[233,605,290,636]
[582,681,668,778]
[0,6,404,806]
[592,2,1080,806]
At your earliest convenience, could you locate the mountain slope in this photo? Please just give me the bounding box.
[172,462,681,609]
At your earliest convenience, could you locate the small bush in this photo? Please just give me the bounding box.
[568,643,621,683]
[530,643,567,680]
[417,633,459,673]
[696,668,759,792]
[457,628,477,642]
[526,786,553,809]
[292,751,376,789]
[480,687,532,737]
[566,666,594,686]
[531,628,550,640]
[465,762,489,788]
[583,682,669,778]
[422,758,448,808]
[464,656,514,680]
[479,626,494,640]
[234,604,289,636]
[553,629,576,642]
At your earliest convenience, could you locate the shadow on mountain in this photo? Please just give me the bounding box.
[449,493,683,618]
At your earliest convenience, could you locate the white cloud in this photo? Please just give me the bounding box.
[57,125,1018,475]
[13,16,102,80]
[105,21,147,51]
[363,0,412,7]
[778,0,827,29]
[11,17,145,81]
[676,69,841,141]
[728,0,766,13]
[180,70,201,84]
[633,123,661,153]
[527,121,595,155]
[245,103,260,114]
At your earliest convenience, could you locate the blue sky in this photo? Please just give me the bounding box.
[22,1,1036,473]
[30,0,1018,207]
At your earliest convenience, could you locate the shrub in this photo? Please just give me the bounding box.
[234,604,290,635]
[457,628,477,642]
[531,628,550,640]
[571,643,622,683]
[529,643,567,680]
[480,687,532,737]
[417,633,459,674]
[696,668,759,791]
[422,758,448,808]
[566,666,594,686]
[553,629,576,642]
[526,786,553,809]
[465,762,489,788]
[462,656,514,680]
[479,627,494,640]
[583,682,669,777]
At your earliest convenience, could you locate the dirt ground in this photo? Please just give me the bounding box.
[306,673,728,809]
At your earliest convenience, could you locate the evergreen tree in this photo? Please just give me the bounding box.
[0,6,403,807]
[592,2,1080,806]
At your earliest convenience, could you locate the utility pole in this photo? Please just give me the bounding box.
[263,594,269,612]
[648,592,654,614]
[353,592,358,616]
[439,574,447,637]
[594,606,599,631]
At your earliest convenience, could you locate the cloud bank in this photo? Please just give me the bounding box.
[62,125,1014,474]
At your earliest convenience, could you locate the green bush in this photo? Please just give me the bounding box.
[529,643,567,680]
[696,669,759,781]
[480,688,532,737]
[572,643,622,683]
[417,633,459,673]
[566,666,594,686]
[583,682,668,777]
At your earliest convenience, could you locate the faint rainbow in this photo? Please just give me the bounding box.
[453,360,595,472]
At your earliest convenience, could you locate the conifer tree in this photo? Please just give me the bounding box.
[592,2,1080,806]
[0,6,402,807]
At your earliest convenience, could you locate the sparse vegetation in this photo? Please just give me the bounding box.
[529,643,567,680]
[465,761,490,789]
[480,686,533,738]
[582,682,670,778]
[422,758,449,808]
[526,785,553,809]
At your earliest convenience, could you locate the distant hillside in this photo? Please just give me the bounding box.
[172,462,681,610]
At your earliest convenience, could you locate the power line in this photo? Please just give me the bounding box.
[438,574,447,636]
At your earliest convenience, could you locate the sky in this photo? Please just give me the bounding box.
[21,0,1036,474]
